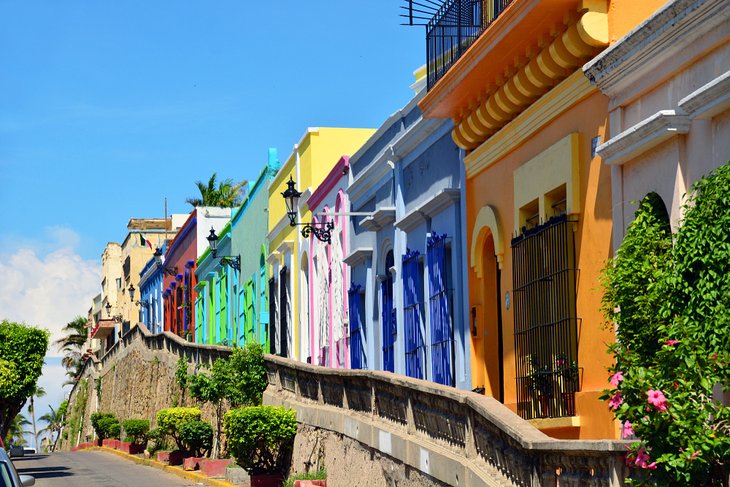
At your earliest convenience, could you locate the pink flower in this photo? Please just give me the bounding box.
[665,339,679,346]
[609,391,623,410]
[647,389,668,412]
[633,448,657,469]
[690,451,700,460]
[622,421,634,438]
[610,371,624,386]
[646,462,657,470]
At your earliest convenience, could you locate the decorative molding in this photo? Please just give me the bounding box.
[267,250,282,267]
[344,247,373,268]
[465,72,595,178]
[583,0,729,98]
[419,189,460,218]
[471,205,505,276]
[360,207,396,232]
[395,210,427,233]
[596,110,690,166]
[678,70,730,119]
[267,214,292,243]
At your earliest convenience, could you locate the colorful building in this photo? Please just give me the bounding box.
[415,0,664,438]
[345,82,469,389]
[195,221,234,345]
[163,207,231,339]
[585,0,730,248]
[139,241,166,334]
[267,127,375,362]
[229,149,280,348]
[305,155,351,368]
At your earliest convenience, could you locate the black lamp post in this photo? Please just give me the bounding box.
[281,176,335,244]
[105,302,112,317]
[206,227,241,271]
[153,246,177,276]
[128,284,135,302]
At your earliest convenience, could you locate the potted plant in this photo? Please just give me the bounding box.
[527,356,554,418]
[555,355,579,416]
[156,407,201,465]
[225,405,297,487]
[121,419,149,455]
[90,412,120,448]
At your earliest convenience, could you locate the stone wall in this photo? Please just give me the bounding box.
[60,325,231,450]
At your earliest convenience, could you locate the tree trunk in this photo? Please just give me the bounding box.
[30,396,38,452]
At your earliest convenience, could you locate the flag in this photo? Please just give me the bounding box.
[139,234,153,250]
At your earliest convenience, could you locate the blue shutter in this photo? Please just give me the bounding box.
[403,250,425,379]
[348,284,364,369]
[428,233,454,386]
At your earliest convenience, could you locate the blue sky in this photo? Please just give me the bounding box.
[0,1,426,443]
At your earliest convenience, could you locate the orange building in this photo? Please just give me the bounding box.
[417,0,664,439]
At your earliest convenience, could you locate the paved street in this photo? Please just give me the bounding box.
[12,451,203,487]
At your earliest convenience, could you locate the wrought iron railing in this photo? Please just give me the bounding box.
[426,0,513,89]
[512,215,580,420]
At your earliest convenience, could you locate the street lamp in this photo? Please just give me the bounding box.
[153,247,177,276]
[281,176,335,244]
[206,227,241,271]
[128,284,135,302]
[105,302,112,317]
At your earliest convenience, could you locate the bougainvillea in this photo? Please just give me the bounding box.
[601,163,730,485]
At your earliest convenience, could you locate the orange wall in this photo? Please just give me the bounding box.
[608,0,668,43]
[466,90,617,439]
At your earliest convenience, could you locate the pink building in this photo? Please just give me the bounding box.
[302,156,350,368]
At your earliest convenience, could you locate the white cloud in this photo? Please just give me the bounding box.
[0,227,100,354]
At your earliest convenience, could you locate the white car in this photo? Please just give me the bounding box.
[0,447,35,487]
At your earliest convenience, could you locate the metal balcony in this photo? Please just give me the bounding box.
[420,0,513,90]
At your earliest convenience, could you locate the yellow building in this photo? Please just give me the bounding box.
[418,0,664,439]
[267,127,375,362]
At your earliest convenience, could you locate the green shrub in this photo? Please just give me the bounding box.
[226,342,268,407]
[156,407,201,451]
[283,468,326,487]
[179,419,213,457]
[122,419,150,446]
[146,428,168,453]
[90,412,120,440]
[224,406,297,475]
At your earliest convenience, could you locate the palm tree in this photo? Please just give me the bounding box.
[5,413,31,447]
[28,385,46,453]
[38,405,64,452]
[55,316,88,382]
[186,173,247,208]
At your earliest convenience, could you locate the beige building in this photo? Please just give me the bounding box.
[585,0,730,246]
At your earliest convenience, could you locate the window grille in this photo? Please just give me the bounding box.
[279,267,289,358]
[512,214,579,419]
[268,277,277,355]
[428,233,455,386]
[348,284,365,369]
[403,249,426,379]
[381,252,396,373]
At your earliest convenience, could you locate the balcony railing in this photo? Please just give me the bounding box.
[425,0,513,89]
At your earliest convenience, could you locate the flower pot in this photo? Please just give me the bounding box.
[561,392,576,416]
[200,458,232,477]
[250,473,286,487]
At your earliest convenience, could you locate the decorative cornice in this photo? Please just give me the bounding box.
[419,189,460,218]
[395,210,427,233]
[465,72,595,178]
[360,207,396,232]
[267,250,282,266]
[267,214,291,243]
[595,110,690,166]
[343,247,373,268]
[308,156,349,210]
[678,70,730,120]
[583,0,729,98]
[451,3,608,151]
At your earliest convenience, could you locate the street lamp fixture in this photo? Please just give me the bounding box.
[128,284,135,302]
[281,176,335,244]
[105,302,112,317]
[206,227,241,271]
[153,247,177,276]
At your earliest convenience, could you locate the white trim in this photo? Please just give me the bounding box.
[395,189,461,232]
[360,207,397,232]
[678,70,730,119]
[596,110,690,166]
[344,248,373,268]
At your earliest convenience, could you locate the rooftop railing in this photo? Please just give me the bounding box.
[425,0,513,89]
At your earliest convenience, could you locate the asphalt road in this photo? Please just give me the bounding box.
[12,451,203,487]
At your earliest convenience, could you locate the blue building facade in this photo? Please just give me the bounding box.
[345,89,471,390]
[139,242,166,334]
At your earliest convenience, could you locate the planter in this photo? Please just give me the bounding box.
[102,439,120,449]
[200,458,232,478]
[157,450,184,466]
[183,456,204,471]
[119,442,145,455]
[250,473,286,487]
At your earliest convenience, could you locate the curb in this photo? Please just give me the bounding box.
[91,446,237,487]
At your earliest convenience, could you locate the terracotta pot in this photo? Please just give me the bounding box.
[250,473,286,487]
